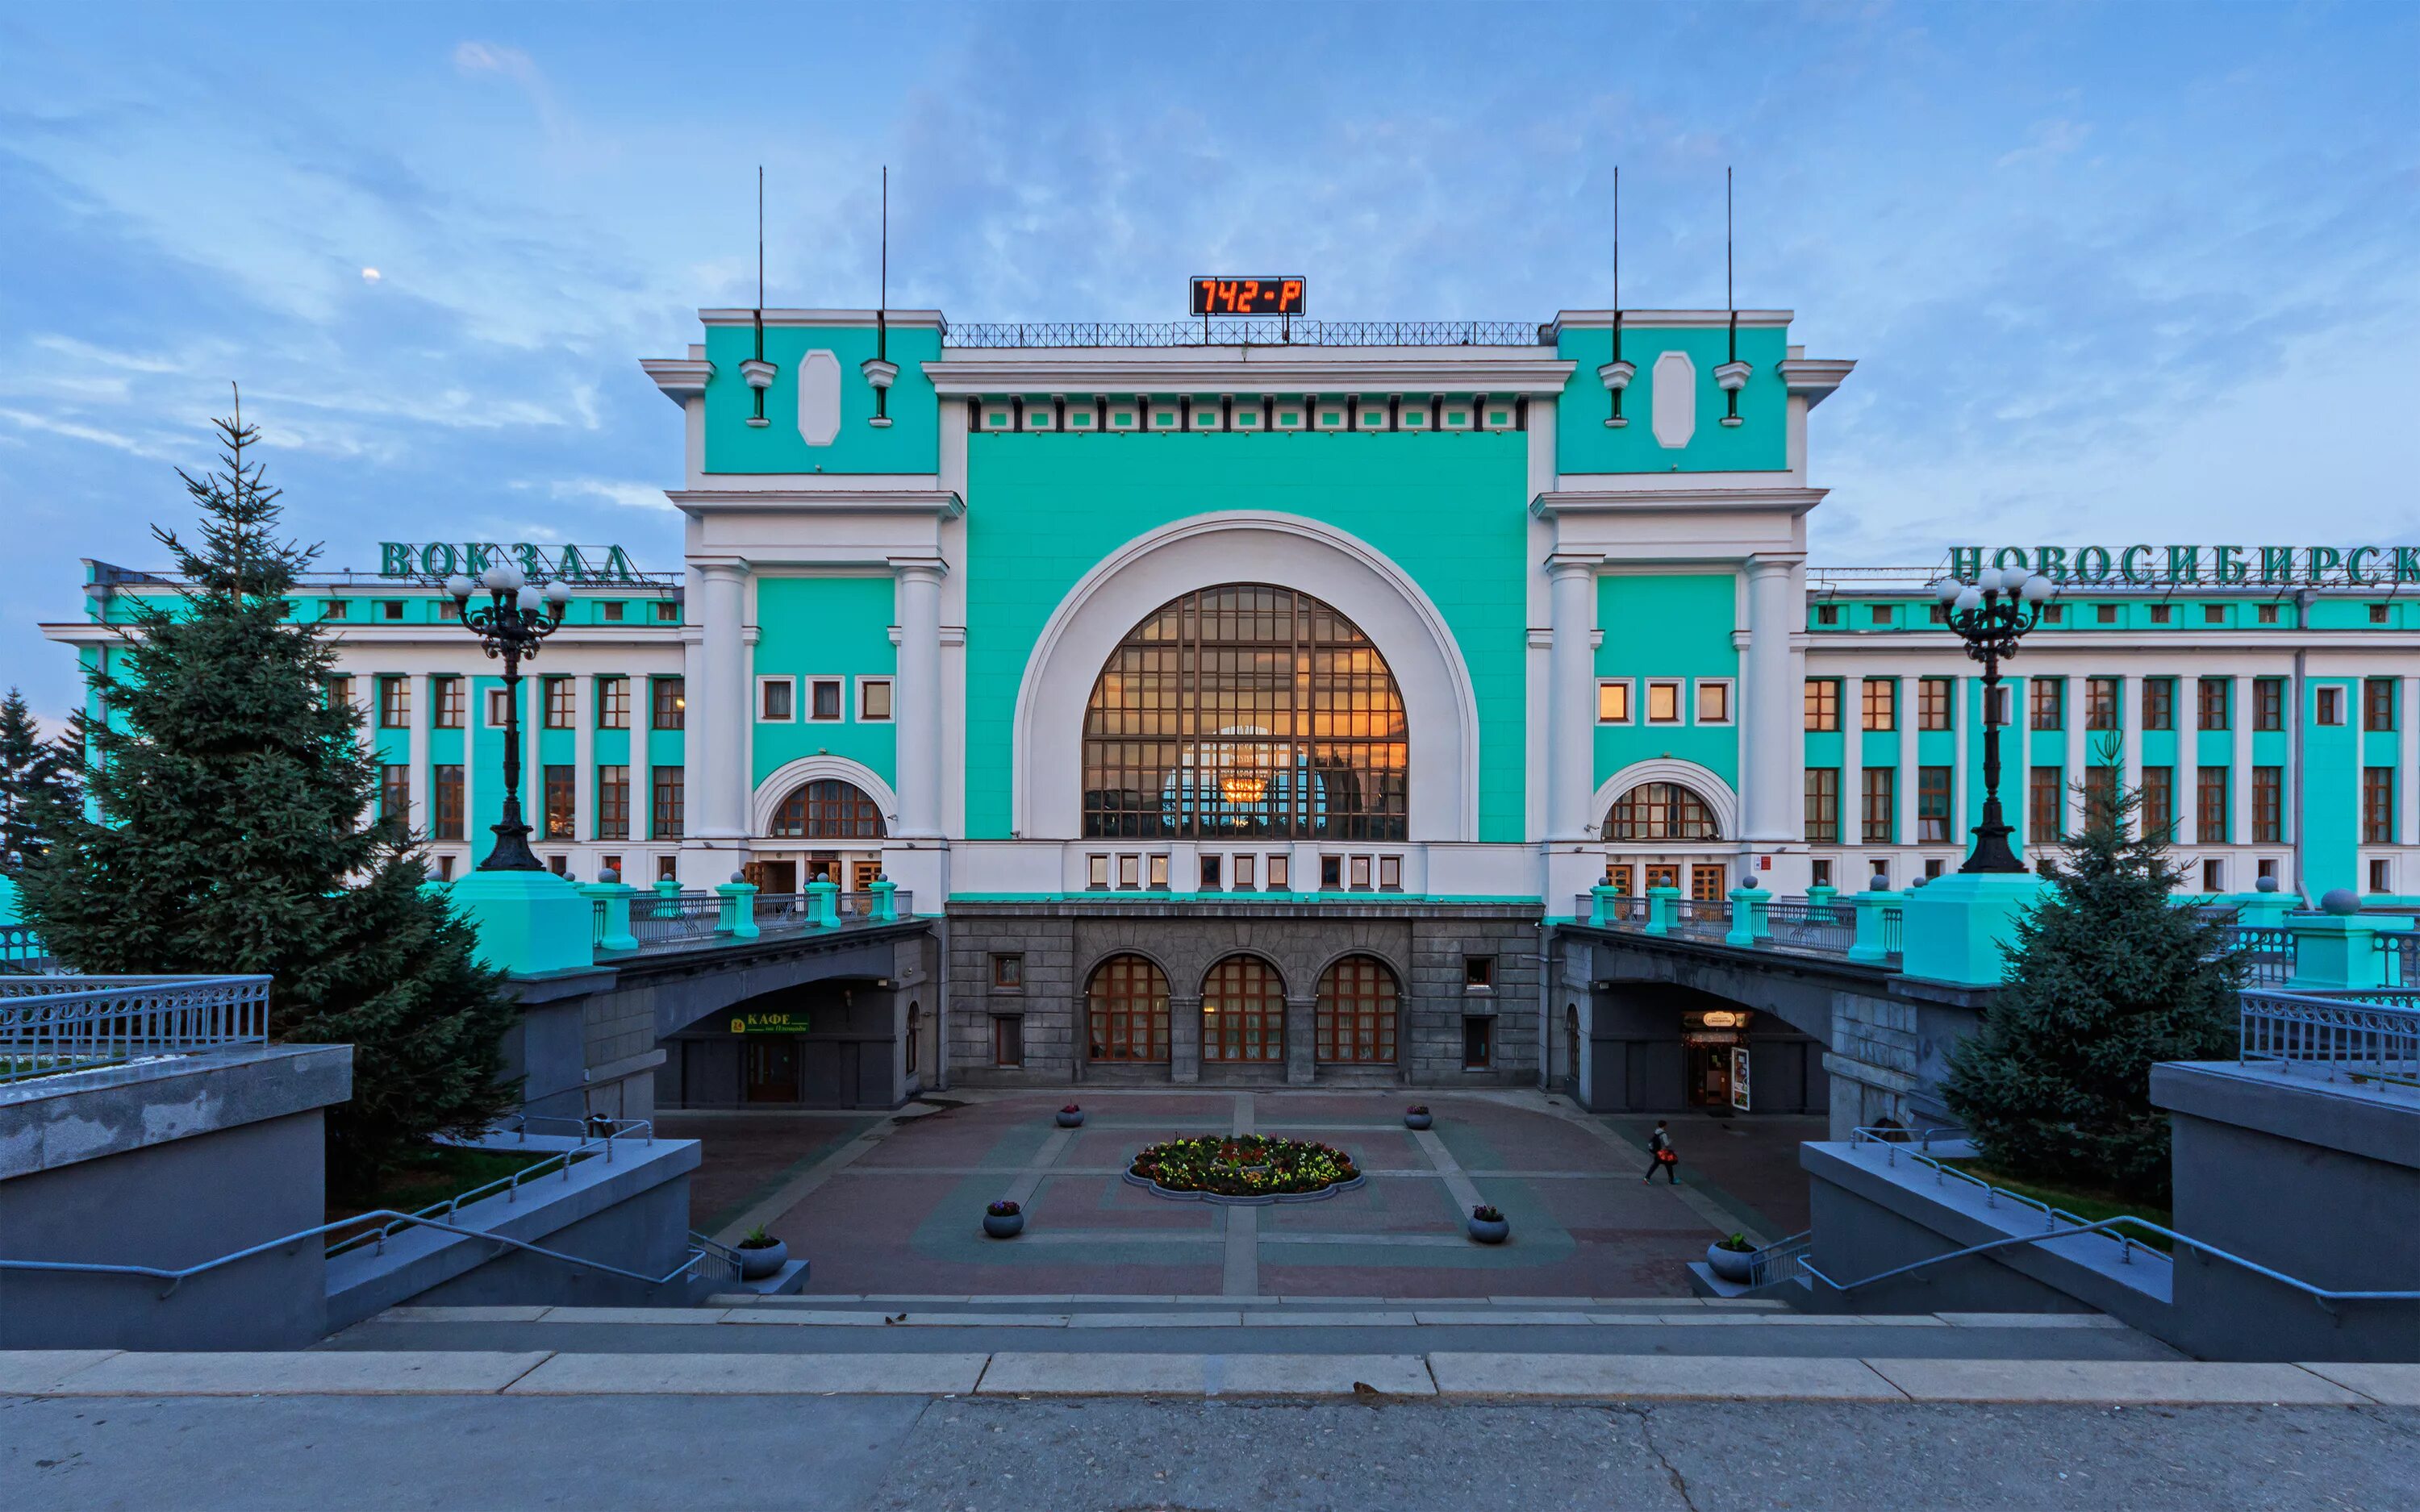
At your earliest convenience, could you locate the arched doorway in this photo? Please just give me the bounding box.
[753,777,888,898]
[1600,778,1730,906]
[1086,954,1171,1064]
[1201,956,1285,1063]
[1314,955,1400,1064]
[1081,584,1408,841]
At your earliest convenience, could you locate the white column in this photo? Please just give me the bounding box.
[695,564,749,846]
[2002,673,2026,853]
[2119,673,2143,836]
[1896,689,1916,849]
[1544,556,1598,842]
[1842,676,1865,871]
[2401,677,2418,850]
[407,673,430,838]
[1742,556,1796,848]
[574,674,595,862]
[2176,674,2199,846]
[1953,674,1972,854]
[2231,675,2252,850]
[893,557,948,839]
[2065,677,2088,838]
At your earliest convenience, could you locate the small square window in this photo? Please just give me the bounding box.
[758,678,794,722]
[1817,604,1839,626]
[1809,858,1833,887]
[1869,859,1891,887]
[1462,1017,1494,1069]
[2202,858,2226,893]
[1924,857,1946,879]
[2257,856,2280,883]
[1117,854,1141,889]
[1696,681,1731,723]
[991,953,1024,990]
[1321,855,1342,889]
[1232,853,1256,889]
[486,687,513,727]
[436,853,457,881]
[1378,855,1402,890]
[1148,854,1169,889]
[2204,604,2225,625]
[1646,681,1682,724]
[2097,604,2119,625]
[323,598,351,619]
[2369,858,2393,894]
[2039,604,2063,624]
[1350,855,1371,889]
[653,600,681,623]
[1464,956,1495,991]
[546,854,568,877]
[809,679,843,722]
[859,678,894,722]
[1199,854,1223,890]
[1087,854,1109,890]
[1266,855,1288,889]
[2316,687,2345,726]
[2371,604,2391,625]
[1871,605,1893,626]
[657,855,679,882]
[602,601,625,622]
[1597,681,1632,723]
[2257,604,2280,625]
[380,600,406,621]
[2151,604,2173,624]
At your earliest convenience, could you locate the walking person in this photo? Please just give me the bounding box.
[1643,1120,1680,1185]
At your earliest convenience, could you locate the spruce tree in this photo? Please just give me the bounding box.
[0,687,75,876]
[1941,782,2241,1202]
[19,403,518,1193]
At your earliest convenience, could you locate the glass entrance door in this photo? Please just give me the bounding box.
[744,1040,799,1103]
[1684,1040,1736,1107]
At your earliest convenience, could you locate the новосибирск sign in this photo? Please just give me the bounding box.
[379,542,645,583]
[1951,544,2420,588]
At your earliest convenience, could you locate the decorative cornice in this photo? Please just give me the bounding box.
[1777,357,1857,410]
[1529,486,1827,520]
[640,357,713,406]
[663,489,966,519]
[923,354,1576,395]
[1547,309,1794,335]
[698,308,948,330]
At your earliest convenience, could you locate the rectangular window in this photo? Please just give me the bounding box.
[1150,853,1170,889]
[379,600,405,622]
[1816,603,1839,626]
[2204,604,2226,625]
[1199,853,1222,890]
[600,600,625,623]
[991,953,1024,991]
[650,768,685,839]
[2142,677,2174,732]
[1861,678,1896,732]
[1861,767,1895,844]
[810,678,843,722]
[1805,767,1840,843]
[1231,853,1254,889]
[2030,766,2063,841]
[1804,678,1840,731]
[2364,767,2395,843]
[2040,604,2064,625]
[2254,766,2283,843]
[2197,677,2229,731]
[432,764,464,840]
[1320,855,1343,889]
[1379,854,1402,889]
[2372,604,2392,626]
[597,764,630,841]
[1462,1017,1493,1070]
[1349,854,1371,889]
[1695,680,1731,724]
[2150,604,2173,625]
[377,765,411,835]
[2086,766,2118,829]
[859,678,894,722]
[759,678,794,722]
[430,676,463,730]
[2202,858,2226,893]
[2086,677,2120,731]
[654,600,680,623]
[598,676,629,729]
[2255,677,2284,731]
[543,764,574,839]
[1809,859,1832,887]
[436,853,457,882]
[2370,858,2394,894]
[1266,854,1288,889]
[544,677,575,730]
[326,674,354,713]
[378,677,410,729]
[486,686,512,728]
[2257,604,2280,625]
[2316,686,2345,727]
[1464,955,1495,990]
[1918,677,1952,731]
[652,677,686,730]
[2143,766,2174,837]
[2197,766,2227,843]
[1118,854,1141,889]
[1087,854,1109,890]
[1917,766,1952,843]
[1646,680,1682,724]
[2365,678,2396,732]
[2097,603,2118,625]
[1596,681,1632,723]
[1987,684,2013,728]
[323,598,350,619]
[992,1016,1022,1067]
[1871,604,1894,626]
[2030,677,2063,731]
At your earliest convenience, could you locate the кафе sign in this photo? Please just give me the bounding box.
[378,542,646,583]
[1951,544,2420,588]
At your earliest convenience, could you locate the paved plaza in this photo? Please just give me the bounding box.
[666,1091,1807,1300]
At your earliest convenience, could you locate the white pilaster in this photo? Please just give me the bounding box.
[892,556,948,839]
[1842,678,1865,860]
[1896,690,1916,849]
[407,673,430,837]
[2403,677,2419,850]
[682,563,750,885]
[2065,679,2088,837]
[1544,556,1599,843]
[574,674,595,854]
[2231,675,2252,848]
[1742,556,1797,849]
[1953,675,1972,856]
[2119,673,2143,836]
[2176,674,2198,846]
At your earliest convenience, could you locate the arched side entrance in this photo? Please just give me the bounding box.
[746,760,891,896]
[1086,953,1171,1064]
[1201,955,1285,1063]
[1314,955,1400,1064]
[1594,759,1741,905]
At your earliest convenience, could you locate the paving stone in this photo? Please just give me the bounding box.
[1866,1359,2365,1405]
[0,1352,119,1393]
[507,1352,987,1395]
[1066,1312,1245,1328]
[1428,1352,1905,1400]
[1413,1310,1596,1327]
[1242,1311,1420,1327]
[721,1310,893,1327]
[56,1352,553,1396]
[2297,1363,2420,1405]
[1934,1311,2126,1329]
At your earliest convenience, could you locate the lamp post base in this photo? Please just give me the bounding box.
[1896,870,2052,988]
[448,868,594,977]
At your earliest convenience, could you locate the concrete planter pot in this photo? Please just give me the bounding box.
[983,1210,1024,1239]
[736,1239,788,1281]
[1467,1214,1510,1245]
[1706,1243,1755,1285]
[1404,1110,1433,1131]
[1056,1110,1086,1129]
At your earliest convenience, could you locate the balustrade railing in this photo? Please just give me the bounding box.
[590,887,914,957]
[1880,906,1905,961]
[0,923,55,974]
[2379,930,2418,988]
[626,893,723,952]
[1667,898,1733,940]
[2222,924,2296,985]
[2238,986,2420,1096]
[1764,899,1855,953]
[1,974,271,1087]
[948,319,1546,349]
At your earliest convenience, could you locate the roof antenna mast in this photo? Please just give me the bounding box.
[1717,165,1750,427]
[1599,164,1634,428]
[741,165,777,427]
[863,166,900,428]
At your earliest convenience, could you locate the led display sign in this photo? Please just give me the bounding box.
[1189,277,1307,316]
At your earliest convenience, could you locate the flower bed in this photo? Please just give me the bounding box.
[1124,1135,1364,1206]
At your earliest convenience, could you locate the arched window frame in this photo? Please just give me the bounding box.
[1314,955,1400,1064]
[1086,954,1171,1064]
[768,779,888,840]
[1604,781,1721,841]
[1201,955,1285,1063]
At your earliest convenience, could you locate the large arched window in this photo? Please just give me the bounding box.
[1605,781,1720,841]
[1086,954,1170,1064]
[769,779,887,839]
[1315,955,1399,1064]
[1083,584,1408,840]
[1201,956,1285,1063]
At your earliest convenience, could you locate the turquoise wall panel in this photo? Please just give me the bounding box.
[2303,680,2357,889]
[1554,323,1789,473]
[595,727,630,765]
[1596,573,1741,794]
[962,431,1529,841]
[703,323,941,474]
[751,575,900,790]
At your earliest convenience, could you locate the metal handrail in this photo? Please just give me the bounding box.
[0,923,55,974]
[1748,1230,1811,1288]
[1765,899,1855,953]
[325,1122,657,1258]
[1667,898,1732,939]
[2224,924,2295,985]
[2238,986,2420,1094]
[1842,1127,2162,1270]
[1880,906,1905,960]
[2379,931,2418,988]
[2,974,271,1086]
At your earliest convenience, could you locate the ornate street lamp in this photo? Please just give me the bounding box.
[1933,565,2055,873]
[445,563,570,872]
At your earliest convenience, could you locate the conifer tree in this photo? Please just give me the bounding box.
[19,402,517,1192]
[1941,782,2240,1202]
[0,686,75,876]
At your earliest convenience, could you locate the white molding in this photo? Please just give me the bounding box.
[699,308,948,330]
[754,673,796,723]
[665,489,965,518]
[1531,486,1827,519]
[1650,351,1698,450]
[799,349,841,447]
[1549,309,1794,333]
[925,354,1575,395]
[1592,759,1742,841]
[1009,511,1483,842]
[640,358,712,406]
[1776,357,1856,410]
[749,754,903,835]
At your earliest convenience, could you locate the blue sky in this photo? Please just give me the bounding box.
[2,2,2414,725]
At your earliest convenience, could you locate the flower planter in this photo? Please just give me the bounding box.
[736,1238,788,1280]
[1706,1243,1756,1285]
[983,1210,1024,1239]
[1056,1109,1086,1129]
[1467,1214,1510,1245]
[1404,1111,1433,1131]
